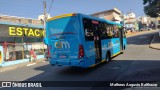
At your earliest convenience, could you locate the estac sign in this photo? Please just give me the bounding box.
[9,27,44,37]
[0,24,44,38]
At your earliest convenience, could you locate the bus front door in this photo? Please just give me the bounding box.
[93,25,102,64]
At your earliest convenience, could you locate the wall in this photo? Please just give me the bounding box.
[1,55,44,67]
[0,46,4,67]
[92,11,121,22]
[104,12,114,20]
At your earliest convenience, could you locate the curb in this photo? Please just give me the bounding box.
[0,58,47,72]
[126,30,158,37]
[149,34,160,50]
[0,62,30,72]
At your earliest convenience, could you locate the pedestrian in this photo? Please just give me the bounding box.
[29,48,34,62]
[33,49,37,62]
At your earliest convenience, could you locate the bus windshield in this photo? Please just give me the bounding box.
[47,16,79,37]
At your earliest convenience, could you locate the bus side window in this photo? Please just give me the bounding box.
[100,22,108,39]
[113,26,119,38]
[123,28,126,38]
[105,24,113,38]
[118,27,126,38]
[83,18,94,41]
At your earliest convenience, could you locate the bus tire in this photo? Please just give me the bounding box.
[121,51,124,54]
[106,52,111,63]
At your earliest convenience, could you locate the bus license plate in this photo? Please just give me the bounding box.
[60,55,67,58]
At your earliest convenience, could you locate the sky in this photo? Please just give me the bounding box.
[0,0,146,19]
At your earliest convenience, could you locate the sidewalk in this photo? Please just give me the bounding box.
[150,33,160,50]
[126,30,157,37]
[0,58,47,72]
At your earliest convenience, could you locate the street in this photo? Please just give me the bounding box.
[0,0,160,90]
[1,31,160,90]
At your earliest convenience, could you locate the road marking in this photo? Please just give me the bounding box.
[27,63,36,66]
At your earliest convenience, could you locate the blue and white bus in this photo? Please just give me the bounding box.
[44,13,127,68]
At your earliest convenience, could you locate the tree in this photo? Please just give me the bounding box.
[143,0,160,17]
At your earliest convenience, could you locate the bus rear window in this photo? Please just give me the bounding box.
[47,16,79,37]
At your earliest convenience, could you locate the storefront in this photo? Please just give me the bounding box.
[0,23,46,67]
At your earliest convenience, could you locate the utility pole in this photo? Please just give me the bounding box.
[120,12,125,28]
[43,0,47,37]
[43,0,47,55]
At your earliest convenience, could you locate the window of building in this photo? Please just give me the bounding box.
[99,14,105,19]
[28,19,32,24]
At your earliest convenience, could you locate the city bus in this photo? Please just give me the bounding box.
[44,13,127,68]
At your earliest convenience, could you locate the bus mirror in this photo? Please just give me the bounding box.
[44,37,49,45]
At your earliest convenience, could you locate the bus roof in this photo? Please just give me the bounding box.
[47,13,76,21]
[47,13,123,26]
[78,13,123,26]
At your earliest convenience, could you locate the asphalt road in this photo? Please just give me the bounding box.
[1,31,160,90]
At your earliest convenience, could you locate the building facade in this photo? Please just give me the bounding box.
[138,16,157,30]
[124,12,139,31]
[155,17,160,29]
[0,15,47,67]
[91,8,122,24]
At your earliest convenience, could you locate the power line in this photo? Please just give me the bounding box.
[53,7,66,12]
[48,0,54,14]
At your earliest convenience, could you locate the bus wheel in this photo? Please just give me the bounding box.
[121,51,124,54]
[106,52,111,63]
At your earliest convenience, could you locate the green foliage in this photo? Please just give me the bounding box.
[143,0,154,4]
[143,0,160,17]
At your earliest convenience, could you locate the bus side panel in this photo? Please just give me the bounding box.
[79,15,96,67]
[123,38,127,49]
[83,41,96,67]
[101,39,110,60]
[101,38,121,58]
[111,38,121,56]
